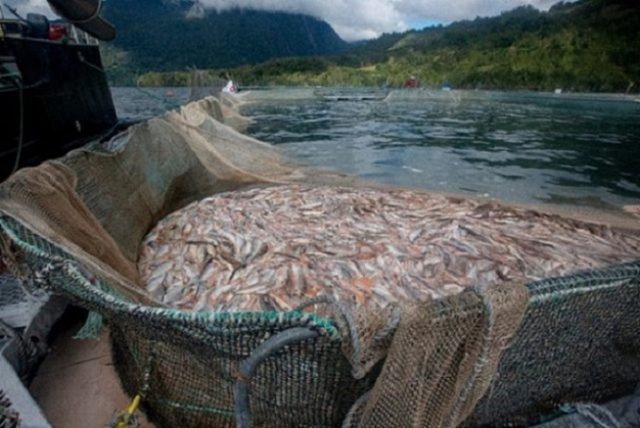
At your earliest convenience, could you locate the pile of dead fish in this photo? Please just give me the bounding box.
[138,185,640,312]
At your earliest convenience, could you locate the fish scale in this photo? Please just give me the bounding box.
[138,185,640,312]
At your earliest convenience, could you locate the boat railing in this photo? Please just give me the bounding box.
[0,17,99,46]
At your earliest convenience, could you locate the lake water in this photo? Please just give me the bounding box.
[111,87,640,215]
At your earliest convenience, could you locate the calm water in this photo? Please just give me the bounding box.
[111,87,640,213]
[112,86,191,120]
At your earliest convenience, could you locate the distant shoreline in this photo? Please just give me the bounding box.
[113,84,640,97]
[112,85,640,107]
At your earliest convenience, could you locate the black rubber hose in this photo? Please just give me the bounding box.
[234,327,320,428]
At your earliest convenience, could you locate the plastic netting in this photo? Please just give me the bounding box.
[189,69,226,102]
[0,95,639,427]
[0,388,20,428]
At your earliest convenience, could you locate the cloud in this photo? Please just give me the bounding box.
[197,0,572,40]
[395,0,568,22]
[4,0,572,41]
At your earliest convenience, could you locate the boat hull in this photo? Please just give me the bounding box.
[1,37,117,180]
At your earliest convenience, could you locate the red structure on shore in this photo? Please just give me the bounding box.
[404,76,419,88]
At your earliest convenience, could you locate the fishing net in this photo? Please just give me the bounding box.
[0,389,20,428]
[0,95,639,427]
[189,69,226,102]
[237,88,318,102]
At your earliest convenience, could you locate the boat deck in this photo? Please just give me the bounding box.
[29,317,154,428]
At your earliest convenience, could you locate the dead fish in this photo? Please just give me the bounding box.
[138,185,640,312]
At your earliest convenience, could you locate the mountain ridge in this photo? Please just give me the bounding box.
[216,0,639,92]
[109,0,640,92]
[101,0,348,82]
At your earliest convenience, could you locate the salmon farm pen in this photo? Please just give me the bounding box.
[1,97,639,428]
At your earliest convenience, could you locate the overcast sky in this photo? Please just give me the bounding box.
[5,0,567,41]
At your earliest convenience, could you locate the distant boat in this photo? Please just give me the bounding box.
[222,79,238,94]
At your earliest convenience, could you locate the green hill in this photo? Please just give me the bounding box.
[101,0,348,84]
[212,0,639,92]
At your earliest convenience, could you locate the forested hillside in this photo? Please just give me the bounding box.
[121,0,640,92]
[101,0,347,84]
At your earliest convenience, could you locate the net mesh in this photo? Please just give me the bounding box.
[0,388,20,428]
[0,95,638,427]
[346,282,529,428]
[464,263,640,426]
[189,69,226,102]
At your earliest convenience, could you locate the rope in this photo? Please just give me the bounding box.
[294,296,363,375]
[61,259,167,307]
[574,403,622,428]
[11,74,24,174]
[2,3,24,22]
[110,349,155,428]
[0,218,168,307]
[233,327,319,428]
[111,395,141,428]
[294,296,401,379]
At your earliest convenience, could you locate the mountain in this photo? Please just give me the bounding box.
[101,0,347,80]
[202,0,638,92]
[346,0,640,91]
